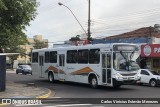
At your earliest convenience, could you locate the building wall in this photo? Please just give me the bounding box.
[152,37,160,44]
[16,35,48,64]
[34,35,43,41]
[16,45,33,64]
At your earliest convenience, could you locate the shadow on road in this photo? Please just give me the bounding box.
[15,79,136,92]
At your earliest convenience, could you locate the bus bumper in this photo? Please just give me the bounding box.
[113,78,136,86]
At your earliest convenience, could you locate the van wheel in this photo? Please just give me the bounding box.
[90,76,98,88]
[48,72,54,83]
[149,79,157,87]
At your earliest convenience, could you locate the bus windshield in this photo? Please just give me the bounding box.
[113,51,140,71]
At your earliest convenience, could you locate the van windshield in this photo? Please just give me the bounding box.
[151,71,160,75]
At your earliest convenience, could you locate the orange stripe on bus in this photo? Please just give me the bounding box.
[70,67,93,75]
[47,66,66,74]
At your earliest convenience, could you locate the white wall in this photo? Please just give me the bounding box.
[152,37,160,44]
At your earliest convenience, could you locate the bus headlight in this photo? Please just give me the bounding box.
[115,73,123,81]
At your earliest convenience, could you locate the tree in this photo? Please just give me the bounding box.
[69,35,81,41]
[0,0,39,68]
[0,0,39,49]
[33,40,48,49]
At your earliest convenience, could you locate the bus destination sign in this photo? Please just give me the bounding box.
[113,45,138,51]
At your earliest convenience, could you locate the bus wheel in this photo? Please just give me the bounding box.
[48,72,54,83]
[90,76,98,88]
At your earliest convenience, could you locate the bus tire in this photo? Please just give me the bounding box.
[90,75,98,88]
[48,72,54,83]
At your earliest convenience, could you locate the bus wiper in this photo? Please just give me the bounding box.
[120,51,130,71]
[120,51,127,61]
[130,51,135,60]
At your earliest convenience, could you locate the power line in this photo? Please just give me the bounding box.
[92,8,160,24]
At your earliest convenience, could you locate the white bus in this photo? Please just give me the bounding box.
[31,43,140,88]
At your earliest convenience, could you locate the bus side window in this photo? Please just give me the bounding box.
[32,52,38,63]
[107,54,111,68]
[67,50,77,63]
[78,50,88,64]
[89,49,100,64]
[50,51,57,63]
[45,52,50,63]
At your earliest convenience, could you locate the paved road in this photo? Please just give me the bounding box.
[6,72,160,107]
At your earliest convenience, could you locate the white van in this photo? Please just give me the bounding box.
[137,69,160,87]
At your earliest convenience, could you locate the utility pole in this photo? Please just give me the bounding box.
[149,26,152,44]
[88,0,91,41]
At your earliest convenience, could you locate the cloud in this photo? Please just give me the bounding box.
[26,0,160,42]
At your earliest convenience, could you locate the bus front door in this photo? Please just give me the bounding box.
[39,55,44,78]
[58,54,65,81]
[102,53,112,85]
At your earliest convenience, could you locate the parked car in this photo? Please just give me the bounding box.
[16,65,32,75]
[136,69,160,87]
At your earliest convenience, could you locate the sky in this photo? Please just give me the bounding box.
[26,0,160,43]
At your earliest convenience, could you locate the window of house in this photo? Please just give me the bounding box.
[89,49,100,64]
[50,51,57,63]
[78,49,89,64]
[32,52,38,63]
[67,50,77,63]
[45,52,50,63]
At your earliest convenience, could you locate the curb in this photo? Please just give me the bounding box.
[0,81,53,106]
[0,89,52,106]
[36,88,52,99]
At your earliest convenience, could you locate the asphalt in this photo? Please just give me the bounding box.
[0,69,53,105]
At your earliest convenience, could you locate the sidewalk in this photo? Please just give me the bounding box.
[0,69,53,99]
[0,81,52,98]
[6,69,16,74]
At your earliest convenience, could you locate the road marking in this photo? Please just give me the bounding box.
[52,97,61,98]
[36,89,52,98]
